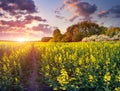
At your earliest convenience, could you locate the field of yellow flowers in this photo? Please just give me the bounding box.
[0,41,120,91]
[35,41,120,91]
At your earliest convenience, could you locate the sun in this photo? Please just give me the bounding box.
[16,38,27,42]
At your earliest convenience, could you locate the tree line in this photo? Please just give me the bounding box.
[41,21,120,42]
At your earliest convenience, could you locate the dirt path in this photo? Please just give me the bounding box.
[26,44,53,91]
[27,45,39,91]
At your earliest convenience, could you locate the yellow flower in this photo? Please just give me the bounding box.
[49,84,52,87]
[57,69,69,86]
[113,63,116,68]
[14,61,17,66]
[45,73,49,76]
[105,59,110,65]
[71,85,74,87]
[69,77,76,81]
[90,55,96,63]
[114,87,120,91]
[116,74,120,82]
[15,77,19,83]
[53,87,58,90]
[3,65,7,72]
[75,86,79,88]
[75,68,82,75]
[78,58,82,65]
[86,57,89,63]
[46,65,50,70]
[89,75,94,82]
[104,72,111,82]
[75,68,80,73]
[53,67,57,71]
[60,87,66,90]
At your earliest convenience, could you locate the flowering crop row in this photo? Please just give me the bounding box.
[0,42,33,91]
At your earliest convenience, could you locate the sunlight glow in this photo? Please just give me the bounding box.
[16,38,28,42]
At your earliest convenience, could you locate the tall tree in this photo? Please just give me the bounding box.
[51,28,63,42]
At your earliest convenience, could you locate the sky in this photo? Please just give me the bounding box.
[0,0,120,41]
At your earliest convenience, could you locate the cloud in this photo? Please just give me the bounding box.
[98,10,109,18]
[97,21,104,26]
[56,15,65,19]
[110,5,120,14]
[0,20,52,40]
[0,25,10,32]
[0,0,36,15]
[1,20,30,28]
[114,14,120,18]
[63,0,79,5]
[32,24,52,34]
[81,16,93,21]
[25,15,47,22]
[73,2,97,17]
[0,17,50,34]
[56,0,97,22]
[98,5,120,18]
[68,15,78,22]
[0,13,3,16]
[109,5,120,18]
[69,1,97,21]
[0,0,52,40]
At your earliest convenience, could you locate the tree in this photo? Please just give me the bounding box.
[41,37,52,42]
[52,29,63,42]
[99,26,107,34]
[78,21,100,36]
[62,21,100,42]
[105,27,120,37]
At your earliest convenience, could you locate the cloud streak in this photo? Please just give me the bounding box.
[98,10,109,18]
[98,5,120,18]
[110,5,120,18]
[25,15,47,22]
[32,24,52,34]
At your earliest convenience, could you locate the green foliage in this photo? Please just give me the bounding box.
[42,21,120,42]
[50,21,102,42]
[105,27,120,37]
[99,26,108,34]
[51,28,63,42]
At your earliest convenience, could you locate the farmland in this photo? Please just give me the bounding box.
[0,41,120,91]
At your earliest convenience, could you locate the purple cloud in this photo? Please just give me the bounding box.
[109,5,120,18]
[56,15,65,19]
[0,0,50,38]
[110,5,120,14]
[25,15,47,22]
[32,24,52,34]
[98,5,120,18]
[0,0,36,15]
[74,2,97,17]
[55,0,97,22]
[98,10,109,18]
[1,20,31,28]
[69,16,78,22]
